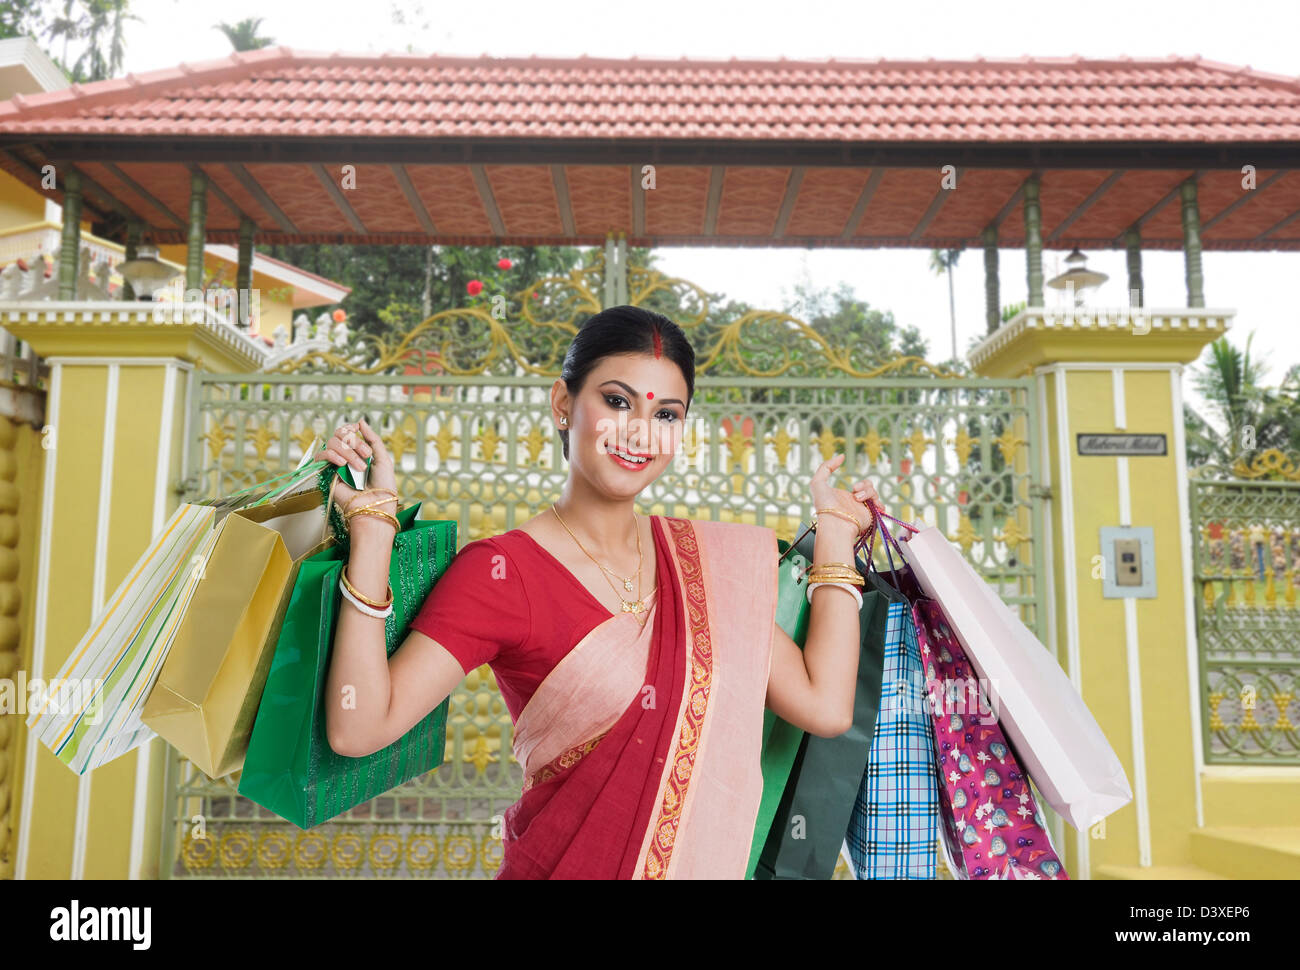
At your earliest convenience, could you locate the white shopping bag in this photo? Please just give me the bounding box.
[897,525,1133,831]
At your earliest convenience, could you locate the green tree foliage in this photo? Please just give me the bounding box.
[44,0,136,82]
[0,0,49,40]
[214,17,273,52]
[1185,334,1300,472]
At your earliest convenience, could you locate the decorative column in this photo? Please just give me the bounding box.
[57,170,83,300]
[602,232,628,308]
[970,308,1232,879]
[982,225,1000,334]
[1125,227,1144,308]
[1180,179,1205,308]
[186,171,207,293]
[122,219,142,302]
[236,217,255,329]
[2,303,266,878]
[1023,175,1044,307]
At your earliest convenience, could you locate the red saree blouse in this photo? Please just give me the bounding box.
[410,515,779,879]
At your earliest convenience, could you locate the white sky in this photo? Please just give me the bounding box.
[107,0,1300,412]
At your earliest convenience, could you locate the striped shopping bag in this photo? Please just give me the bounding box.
[27,461,328,775]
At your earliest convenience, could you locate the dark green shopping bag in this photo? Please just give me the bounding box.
[237,500,456,828]
[744,527,816,879]
[753,528,889,880]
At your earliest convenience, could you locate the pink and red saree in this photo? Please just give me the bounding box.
[498,515,777,879]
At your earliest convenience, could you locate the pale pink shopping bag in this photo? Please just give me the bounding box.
[895,521,1132,831]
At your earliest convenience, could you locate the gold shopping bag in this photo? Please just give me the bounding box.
[142,487,331,779]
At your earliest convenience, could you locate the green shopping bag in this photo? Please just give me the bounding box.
[237,499,456,828]
[744,525,816,879]
[753,524,890,880]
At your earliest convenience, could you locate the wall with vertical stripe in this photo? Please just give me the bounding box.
[16,360,186,878]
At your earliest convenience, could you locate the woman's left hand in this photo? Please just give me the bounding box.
[810,453,885,534]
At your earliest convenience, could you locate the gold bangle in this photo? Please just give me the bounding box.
[340,565,394,610]
[815,507,865,532]
[807,566,865,585]
[806,574,865,588]
[347,496,398,515]
[800,569,863,585]
[345,508,399,531]
[811,561,861,572]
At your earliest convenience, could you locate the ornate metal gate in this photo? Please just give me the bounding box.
[161,260,1046,877]
[1189,451,1300,764]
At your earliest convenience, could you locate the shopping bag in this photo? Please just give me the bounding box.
[237,501,456,829]
[745,526,815,879]
[27,461,326,775]
[897,521,1133,831]
[754,527,889,880]
[913,597,1068,880]
[844,540,942,879]
[141,487,332,779]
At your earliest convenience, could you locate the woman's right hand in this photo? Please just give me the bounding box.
[316,418,398,515]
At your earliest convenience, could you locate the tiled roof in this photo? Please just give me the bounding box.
[0,51,1297,251]
[0,50,1298,140]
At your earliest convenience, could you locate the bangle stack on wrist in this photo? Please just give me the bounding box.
[804,559,865,610]
[343,488,401,533]
[339,564,394,618]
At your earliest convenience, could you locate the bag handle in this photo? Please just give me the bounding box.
[786,505,882,583]
[874,514,906,579]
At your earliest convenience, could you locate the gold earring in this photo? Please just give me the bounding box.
[559,416,568,426]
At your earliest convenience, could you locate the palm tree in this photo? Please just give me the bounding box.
[929,248,962,361]
[214,17,274,52]
[45,0,138,82]
[1184,334,1297,468]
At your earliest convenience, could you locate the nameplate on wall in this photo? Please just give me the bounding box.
[1076,433,1168,456]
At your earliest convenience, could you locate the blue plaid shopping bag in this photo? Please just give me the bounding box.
[845,547,943,879]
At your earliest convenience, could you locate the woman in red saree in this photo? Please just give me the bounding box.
[320,306,884,879]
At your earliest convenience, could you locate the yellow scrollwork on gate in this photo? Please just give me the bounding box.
[267,253,968,379]
[1231,448,1300,481]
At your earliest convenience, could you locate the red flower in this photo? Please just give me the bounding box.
[498,258,513,270]
[467,279,483,296]
[332,308,347,323]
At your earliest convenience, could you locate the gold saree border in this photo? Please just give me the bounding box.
[642,517,713,880]
[521,727,613,793]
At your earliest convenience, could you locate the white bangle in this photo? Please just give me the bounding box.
[339,575,394,618]
[806,580,863,611]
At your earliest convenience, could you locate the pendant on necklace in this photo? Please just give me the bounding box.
[623,579,634,592]
[621,600,644,614]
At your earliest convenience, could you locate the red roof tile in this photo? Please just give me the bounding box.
[0,50,1297,141]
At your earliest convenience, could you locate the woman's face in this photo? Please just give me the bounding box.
[554,352,689,501]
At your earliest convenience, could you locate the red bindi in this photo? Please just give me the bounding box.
[646,391,654,400]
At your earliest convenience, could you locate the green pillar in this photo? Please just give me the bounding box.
[1023,175,1043,307]
[58,169,83,300]
[982,225,1000,333]
[236,216,255,326]
[1180,179,1205,308]
[122,219,142,301]
[602,232,627,309]
[186,170,207,292]
[1124,227,1144,309]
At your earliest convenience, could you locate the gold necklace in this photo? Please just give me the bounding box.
[551,504,655,617]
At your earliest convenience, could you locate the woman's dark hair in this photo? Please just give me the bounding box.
[558,305,695,460]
